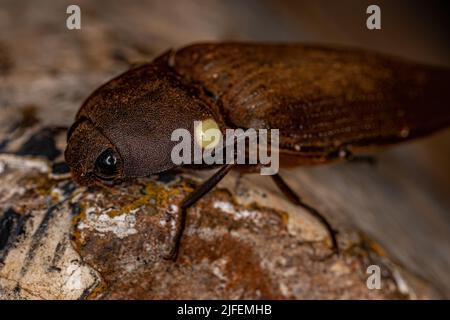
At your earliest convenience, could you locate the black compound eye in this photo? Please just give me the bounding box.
[95,149,119,179]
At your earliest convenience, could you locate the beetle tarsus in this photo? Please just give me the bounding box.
[346,154,377,166]
[341,149,377,166]
[162,205,187,261]
[271,174,339,253]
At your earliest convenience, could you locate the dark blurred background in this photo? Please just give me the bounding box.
[1,0,449,124]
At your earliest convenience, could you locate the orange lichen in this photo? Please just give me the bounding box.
[84,279,108,300]
[71,203,87,247]
[105,180,193,218]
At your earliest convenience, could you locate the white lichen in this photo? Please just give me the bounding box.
[213,201,260,220]
[168,204,178,214]
[213,201,235,214]
[63,262,83,291]
[78,207,138,238]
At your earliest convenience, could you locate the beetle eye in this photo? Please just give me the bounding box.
[95,149,120,179]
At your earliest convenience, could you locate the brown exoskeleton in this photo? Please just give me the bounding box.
[65,43,450,259]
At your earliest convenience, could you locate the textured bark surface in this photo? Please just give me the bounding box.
[0,151,418,299]
[0,0,449,299]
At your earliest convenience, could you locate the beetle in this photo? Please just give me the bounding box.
[65,42,450,259]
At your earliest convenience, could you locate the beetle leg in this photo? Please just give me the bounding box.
[271,174,339,253]
[346,153,377,165]
[163,164,235,261]
[234,172,246,195]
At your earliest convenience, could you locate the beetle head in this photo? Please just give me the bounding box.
[65,119,124,186]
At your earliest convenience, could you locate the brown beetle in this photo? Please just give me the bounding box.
[65,43,450,259]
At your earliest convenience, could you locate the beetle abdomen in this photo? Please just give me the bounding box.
[172,43,450,158]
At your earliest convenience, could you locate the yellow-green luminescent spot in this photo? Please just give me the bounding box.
[194,118,221,149]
